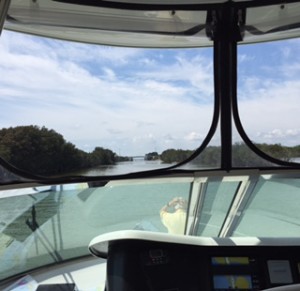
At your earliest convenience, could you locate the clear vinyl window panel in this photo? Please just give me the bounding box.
[237,38,300,164]
[0,30,214,177]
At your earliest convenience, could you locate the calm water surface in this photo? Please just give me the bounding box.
[82,159,173,176]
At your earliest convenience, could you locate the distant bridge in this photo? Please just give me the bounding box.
[131,156,145,160]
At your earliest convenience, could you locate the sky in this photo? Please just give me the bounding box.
[0,30,299,156]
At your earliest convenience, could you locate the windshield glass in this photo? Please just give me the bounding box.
[0,178,192,280]
[1,171,300,280]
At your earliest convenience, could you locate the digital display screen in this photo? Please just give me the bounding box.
[213,275,253,290]
[212,257,250,265]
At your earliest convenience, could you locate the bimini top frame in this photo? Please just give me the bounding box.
[2,0,300,48]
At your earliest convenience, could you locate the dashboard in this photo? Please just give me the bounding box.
[89,231,300,291]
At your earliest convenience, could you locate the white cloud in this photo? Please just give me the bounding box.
[137,53,214,102]
[239,54,255,63]
[258,129,289,139]
[185,132,203,142]
[256,129,300,145]
[102,67,116,81]
[238,79,300,146]
[281,46,291,58]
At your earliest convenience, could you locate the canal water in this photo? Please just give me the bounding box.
[81,159,173,176]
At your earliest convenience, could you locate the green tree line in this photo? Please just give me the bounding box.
[156,143,300,167]
[1,125,299,176]
[0,125,131,176]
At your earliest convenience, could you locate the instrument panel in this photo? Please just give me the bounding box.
[105,240,300,291]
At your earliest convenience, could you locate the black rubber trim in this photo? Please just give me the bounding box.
[52,0,222,11]
[52,0,300,11]
[0,156,48,181]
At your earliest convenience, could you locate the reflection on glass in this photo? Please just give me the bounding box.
[0,180,190,280]
[196,181,239,236]
[233,176,300,237]
[159,196,188,235]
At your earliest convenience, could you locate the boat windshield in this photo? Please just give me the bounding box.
[1,30,300,179]
[1,170,300,280]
